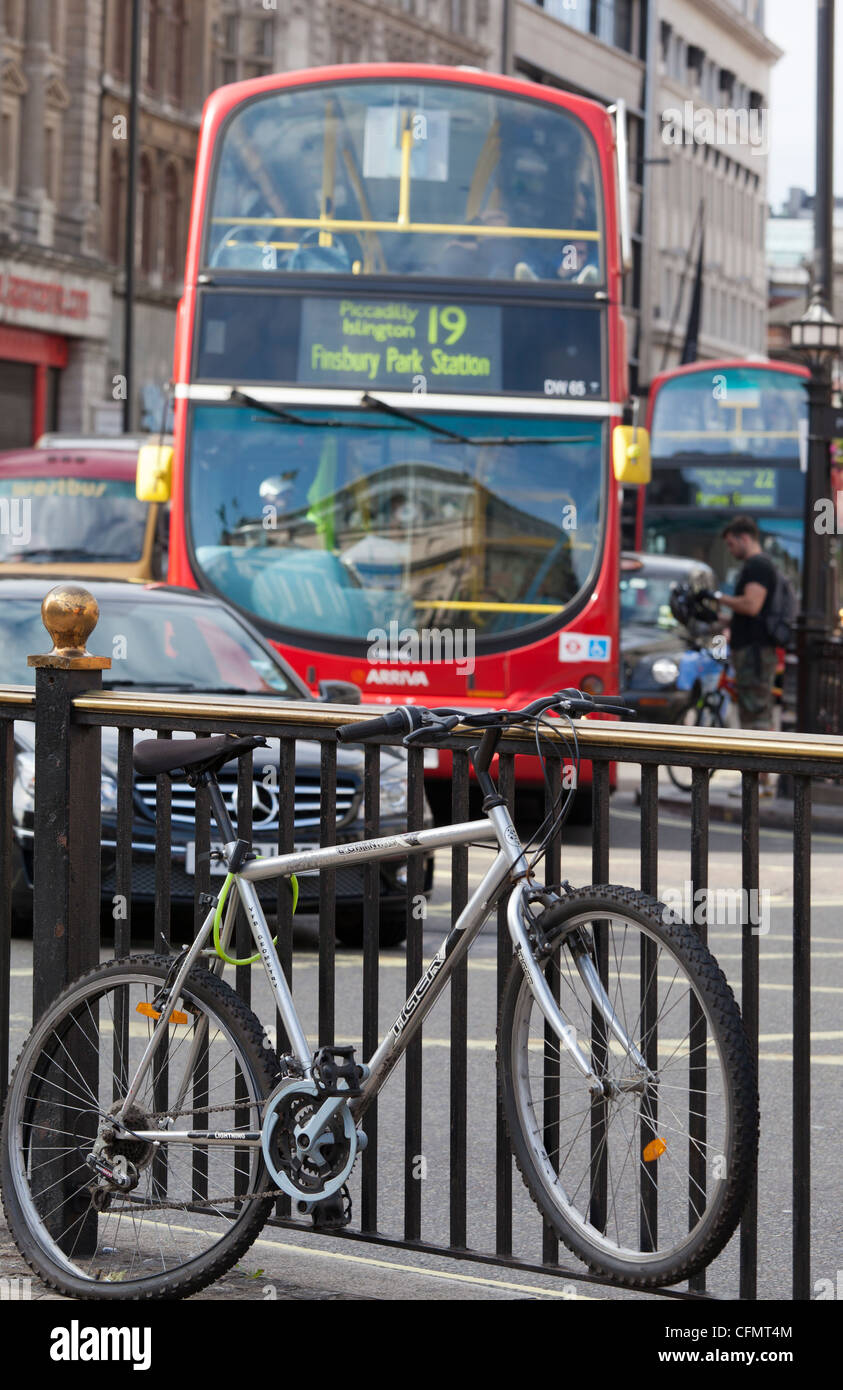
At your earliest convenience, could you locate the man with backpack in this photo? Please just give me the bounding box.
[711,515,793,735]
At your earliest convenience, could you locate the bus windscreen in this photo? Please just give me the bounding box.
[204,79,604,285]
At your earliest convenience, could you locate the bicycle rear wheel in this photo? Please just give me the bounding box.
[666,701,723,792]
[1,956,278,1300]
[499,886,758,1287]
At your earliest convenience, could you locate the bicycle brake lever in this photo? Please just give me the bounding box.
[402,715,461,746]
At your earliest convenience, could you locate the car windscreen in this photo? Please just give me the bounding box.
[0,477,149,563]
[620,572,682,630]
[0,596,304,696]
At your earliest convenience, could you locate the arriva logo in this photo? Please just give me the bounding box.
[365,669,430,687]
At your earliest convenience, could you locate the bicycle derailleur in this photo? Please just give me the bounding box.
[85,1106,156,1210]
[261,1046,369,1228]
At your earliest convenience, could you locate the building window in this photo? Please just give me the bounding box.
[544,0,589,34]
[45,122,61,202]
[49,0,64,53]
[450,0,467,33]
[6,0,25,42]
[146,0,161,94]
[138,152,154,273]
[596,0,632,51]
[163,161,181,281]
[107,147,125,263]
[217,14,238,86]
[112,0,129,78]
[166,0,187,104]
[0,105,18,193]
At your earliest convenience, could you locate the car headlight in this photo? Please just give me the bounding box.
[379,760,408,816]
[651,657,680,687]
[100,773,119,815]
[12,751,36,822]
[13,750,120,820]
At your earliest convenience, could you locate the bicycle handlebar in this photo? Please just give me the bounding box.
[336,690,636,746]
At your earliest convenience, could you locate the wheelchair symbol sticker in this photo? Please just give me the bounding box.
[558,634,612,663]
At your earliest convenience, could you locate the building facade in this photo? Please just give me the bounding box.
[0,0,498,446]
[0,0,111,448]
[502,0,780,390]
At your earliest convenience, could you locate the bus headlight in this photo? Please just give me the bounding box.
[651,658,680,687]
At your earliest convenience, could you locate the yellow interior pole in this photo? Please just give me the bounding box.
[397,113,413,227]
[319,101,337,247]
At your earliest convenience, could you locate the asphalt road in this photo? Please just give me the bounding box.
[4,766,841,1301]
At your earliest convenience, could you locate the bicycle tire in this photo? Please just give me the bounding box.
[666,701,724,792]
[1,955,279,1300]
[498,886,758,1288]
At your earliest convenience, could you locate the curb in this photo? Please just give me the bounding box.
[658,791,843,834]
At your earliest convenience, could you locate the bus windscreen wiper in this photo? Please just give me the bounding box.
[230,389,404,432]
[361,394,593,447]
[361,393,471,443]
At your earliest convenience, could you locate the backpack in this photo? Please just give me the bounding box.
[762,568,797,648]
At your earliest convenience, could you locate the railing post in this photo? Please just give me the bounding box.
[29,585,110,1019]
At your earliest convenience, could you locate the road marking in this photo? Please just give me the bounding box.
[611,805,843,846]
[158,1222,594,1299]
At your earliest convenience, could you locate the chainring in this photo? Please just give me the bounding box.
[261,1079,357,1201]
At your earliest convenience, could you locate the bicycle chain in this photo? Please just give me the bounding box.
[98,1098,350,1213]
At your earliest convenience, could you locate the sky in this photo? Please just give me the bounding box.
[765,0,843,212]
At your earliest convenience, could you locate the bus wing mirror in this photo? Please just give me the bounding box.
[137,444,173,503]
[612,425,651,485]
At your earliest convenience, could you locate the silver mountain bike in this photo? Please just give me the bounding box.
[1,691,758,1299]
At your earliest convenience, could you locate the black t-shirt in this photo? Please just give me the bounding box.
[730,553,778,650]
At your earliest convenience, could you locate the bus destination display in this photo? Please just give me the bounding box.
[298,297,501,390]
[196,291,604,398]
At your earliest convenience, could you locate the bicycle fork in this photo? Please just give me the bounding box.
[507,882,654,1097]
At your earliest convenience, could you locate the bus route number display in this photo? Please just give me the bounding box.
[298,297,502,391]
[686,467,778,510]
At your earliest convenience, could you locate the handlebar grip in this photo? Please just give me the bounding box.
[336,707,423,743]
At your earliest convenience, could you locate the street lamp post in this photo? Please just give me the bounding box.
[790,297,843,731]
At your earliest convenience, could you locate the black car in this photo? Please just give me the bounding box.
[5,579,431,945]
[620,552,717,721]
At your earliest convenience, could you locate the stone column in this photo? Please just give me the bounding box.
[17,0,52,243]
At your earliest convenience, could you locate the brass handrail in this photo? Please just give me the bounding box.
[12,686,836,764]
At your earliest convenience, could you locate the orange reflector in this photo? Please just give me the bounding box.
[643,1138,667,1162]
[136,1002,188,1025]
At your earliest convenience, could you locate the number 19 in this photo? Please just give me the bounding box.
[428,306,466,346]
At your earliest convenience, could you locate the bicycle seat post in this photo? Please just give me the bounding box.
[195,768,237,845]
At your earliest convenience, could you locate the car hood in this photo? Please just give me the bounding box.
[621,624,688,662]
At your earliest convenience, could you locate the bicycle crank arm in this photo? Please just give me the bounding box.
[507,886,603,1094]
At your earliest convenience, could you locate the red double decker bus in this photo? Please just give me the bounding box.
[144,64,646,781]
[638,359,810,588]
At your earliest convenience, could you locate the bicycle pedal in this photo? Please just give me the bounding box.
[312,1044,366,1097]
[309,1185,352,1231]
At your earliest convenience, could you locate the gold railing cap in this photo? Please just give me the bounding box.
[27,584,112,671]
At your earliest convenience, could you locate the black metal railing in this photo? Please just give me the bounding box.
[1,667,842,1300]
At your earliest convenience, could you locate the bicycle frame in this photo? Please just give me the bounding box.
[117,788,645,1148]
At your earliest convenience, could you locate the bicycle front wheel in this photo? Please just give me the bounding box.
[666,701,723,792]
[499,886,758,1287]
[1,956,279,1300]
